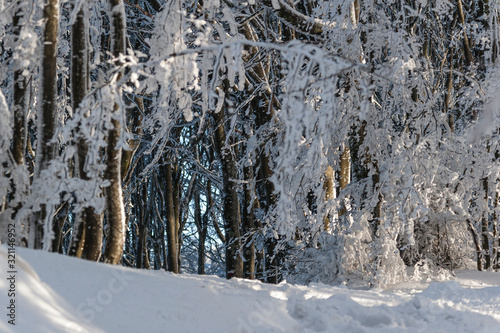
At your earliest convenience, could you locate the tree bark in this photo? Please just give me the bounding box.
[195,188,207,275]
[173,164,182,271]
[103,0,126,264]
[165,163,179,273]
[339,145,351,190]
[136,180,149,268]
[70,4,104,260]
[213,86,243,279]
[323,166,335,232]
[33,0,59,249]
[12,3,28,168]
[468,219,483,271]
[482,177,491,269]
[493,190,499,269]
[8,1,30,246]
[338,145,351,217]
[243,160,256,279]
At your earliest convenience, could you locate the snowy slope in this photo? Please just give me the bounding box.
[1,246,500,333]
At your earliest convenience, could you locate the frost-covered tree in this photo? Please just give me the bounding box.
[1,0,498,285]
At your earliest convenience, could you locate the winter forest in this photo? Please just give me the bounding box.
[1,0,500,289]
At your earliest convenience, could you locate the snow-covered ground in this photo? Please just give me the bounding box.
[1,246,499,333]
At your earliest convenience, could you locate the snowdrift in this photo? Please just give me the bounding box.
[1,246,500,332]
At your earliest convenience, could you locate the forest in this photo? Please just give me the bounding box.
[0,0,499,288]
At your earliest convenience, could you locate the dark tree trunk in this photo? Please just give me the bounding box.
[468,219,483,271]
[165,163,179,273]
[34,0,59,249]
[12,3,27,168]
[173,165,182,271]
[213,86,243,279]
[482,177,491,269]
[242,154,256,279]
[195,189,207,275]
[51,203,68,254]
[7,1,30,245]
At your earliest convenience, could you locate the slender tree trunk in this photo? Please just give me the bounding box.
[493,189,499,269]
[482,177,491,269]
[339,145,350,190]
[165,163,179,273]
[372,162,382,234]
[323,166,335,232]
[253,99,280,283]
[8,1,30,246]
[12,3,27,168]
[468,219,483,271]
[153,221,162,270]
[143,228,151,269]
[456,0,474,66]
[243,159,256,279]
[34,0,59,249]
[195,188,207,275]
[199,178,216,274]
[173,165,182,271]
[444,58,455,132]
[213,86,243,279]
[136,181,148,268]
[70,4,104,260]
[338,145,351,217]
[103,0,126,264]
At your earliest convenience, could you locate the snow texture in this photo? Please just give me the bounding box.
[1,246,499,332]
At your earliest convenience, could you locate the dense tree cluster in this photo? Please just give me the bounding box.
[1,0,499,286]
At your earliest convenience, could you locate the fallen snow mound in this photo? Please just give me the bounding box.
[1,246,499,332]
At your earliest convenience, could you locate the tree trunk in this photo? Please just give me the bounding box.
[12,3,27,168]
[339,145,351,190]
[195,188,207,275]
[482,177,491,269]
[33,0,59,249]
[165,163,179,273]
[323,166,335,232]
[372,162,382,234]
[493,189,499,269]
[468,219,483,271]
[103,0,126,264]
[338,145,351,217]
[213,87,243,279]
[136,180,149,268]
[71,4,104,260]
[173,164,182,272]
[8,1,30,246]
[243,160,256,279]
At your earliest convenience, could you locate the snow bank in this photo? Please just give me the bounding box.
[1,246,499,332]
[0,246,102,333]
